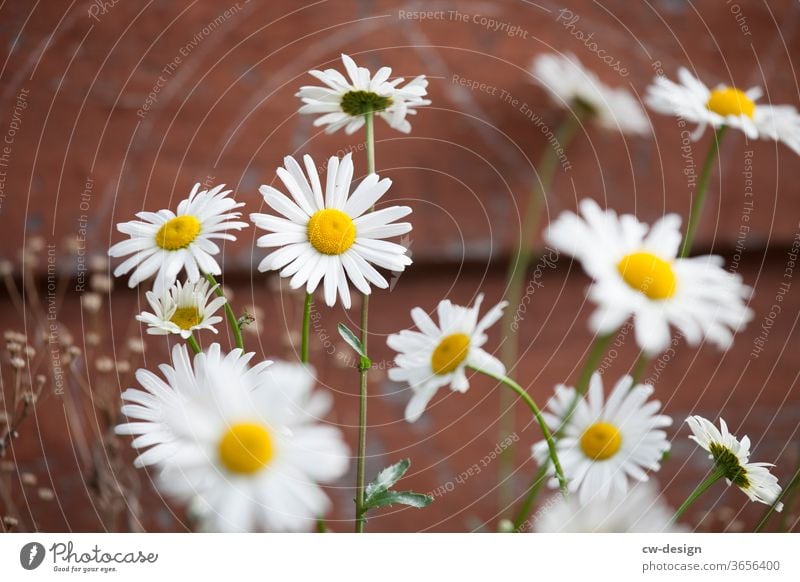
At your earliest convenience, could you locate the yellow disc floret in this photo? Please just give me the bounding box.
[169,306,202,330]
[218,422,274,475]
[580,422,622,461]
[617,251,677,300]
[706,87,756,119]
[155,215,202,250]
[431,333,470,375]
[307,209,356,255]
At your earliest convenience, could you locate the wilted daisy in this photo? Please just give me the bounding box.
[296,53,430,134]
[533,373,672,504]
[535,481,683,533]
[135,278,226,339]
[251,153,412,309]
[546,199,752,354]
[116,344,349,532]
[686,415,783,510]
[646,68,800,154]
[532,52,649,135]
[109,184,248,294]
[387,294,507,422]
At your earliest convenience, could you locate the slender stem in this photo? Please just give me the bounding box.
[756,456,800,532]
[672,466,726,523]
[204,273,243,350]
[186,335,202,354]
[573,333,614,397]
[301,293,312,363]
[630,351,649,385]
[511,465,549,532]
[354,110,376,533]
[509,331,614,526]
[680,127,727,258]
[470,365,568,497]
[497,111,584,510]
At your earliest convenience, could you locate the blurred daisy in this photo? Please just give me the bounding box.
[646,68,800,154]
[533,373,672,504]
[532,52,649,135]
[387,294,507,422]
[116,344,349,532]
[136,278,226,339]
[686,415,783,510]
[535,481,684,532]
[109,184,248,293]
[296,53,430,134]
[251,153,412,309]
[546,199,752,354]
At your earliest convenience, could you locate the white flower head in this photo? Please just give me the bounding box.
[296,53,430,134]
[387,294,507,422]
[532,52,649,135]
[115,344,349,532]
[135,278,226,339]
[546,199,753,354]
[533,373,672,504]
[109,184,248,294]
[251,153,412,309]
[646,67,800,154]
[536,481,685,533]
[686,415,783,510]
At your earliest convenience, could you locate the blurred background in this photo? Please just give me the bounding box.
[0,0,798,532]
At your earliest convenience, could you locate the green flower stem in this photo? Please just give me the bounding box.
[756,456,800,532]
[355,109,376,533]
[497,111,584,510]
[301,293,313,364]
[511,466,549,532]
[672,466,726,523]
[470,365,568,497]
[630,351,650,385]
[509,331,614,526]
[680,126,727,258]
[204,273,243,350]
[186,335,202,354]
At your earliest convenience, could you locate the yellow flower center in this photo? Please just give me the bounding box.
[617,251,677,300]
[155,215,202,250]
[169,306,202,330]
[218,422,274,475]
[431,333,470,375]
[580,422,622,461]
[307,209,356,255]
[706,87,756,119]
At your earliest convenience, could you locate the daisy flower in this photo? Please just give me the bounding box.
[387,294,507,422]
[532,373,672,504]
[686,415,783,510]
[109,183,248,294]
[115,344,349,532]
[135,278,226,339]
[545,199,753,354]
[532,52,649,135]
[535,481,684,533]
[251,153,412,309]
[646,67,800,154]
[296,53,430,134]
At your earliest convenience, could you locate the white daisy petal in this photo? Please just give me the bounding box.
[116,345,349,532]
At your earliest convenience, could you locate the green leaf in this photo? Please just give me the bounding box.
[365,490,433,509]
[365,459,410,499]
[337,323,366,357]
